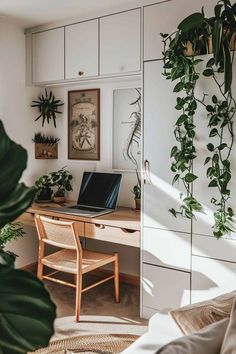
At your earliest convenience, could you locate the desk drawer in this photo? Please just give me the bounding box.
[85,222,140,247]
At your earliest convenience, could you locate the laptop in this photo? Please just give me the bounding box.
[49,172,122,217]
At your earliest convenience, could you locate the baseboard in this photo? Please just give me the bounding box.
[21,262,37,273]
[91,269,140,287]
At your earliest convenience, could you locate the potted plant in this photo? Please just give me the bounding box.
[49,167,73,204]
[132,182,141,211]
[35,175,53,202]
[33,132,60,159]
[31,88,64,127]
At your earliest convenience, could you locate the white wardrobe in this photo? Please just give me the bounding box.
[142,0,236,318]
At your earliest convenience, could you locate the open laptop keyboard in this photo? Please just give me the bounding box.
[70,205,106,212]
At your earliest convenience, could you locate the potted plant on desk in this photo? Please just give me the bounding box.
[50,167,73,204]
[35,175,53,202]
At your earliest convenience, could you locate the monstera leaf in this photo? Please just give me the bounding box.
[0,266,56,354]
[0,120,56,353]
[0,120,36,228]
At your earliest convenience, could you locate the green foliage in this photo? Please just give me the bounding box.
[132,184,141,199]
[203,58,236,238]
[0,121,36,228]
[162,0,236,238]
[31,89,64,127]
[35,174,53,196]
[0,266,56,354]
[162,33,204,218]
[33,132,60,144]
[0,120,56,353]
[49,167,73,197]
[0,222,25,248]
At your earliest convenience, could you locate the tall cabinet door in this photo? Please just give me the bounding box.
[100,9,141,75]
[32,28,64,83]
[65,19,98,79]
[143,60,191,233]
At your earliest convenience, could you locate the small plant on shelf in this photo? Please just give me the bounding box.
[31,88,64,127]
[32,132,60,145]
[33,133,60,159]
[131,171,141,211]
[49,167,73,203]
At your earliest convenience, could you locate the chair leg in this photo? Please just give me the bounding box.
[75,272,82,322]
[114,252,119,303]
[37,241,44,280]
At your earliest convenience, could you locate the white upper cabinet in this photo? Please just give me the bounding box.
[100,9,141,75]
[32,28,64,83]
[65,19,98,79]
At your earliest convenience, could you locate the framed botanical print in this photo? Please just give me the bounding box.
[68,89,100,160]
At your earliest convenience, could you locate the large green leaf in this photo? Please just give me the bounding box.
[0,266,56,354]
[178,12,205,32]
[0,121,35,228]
[212,17,223,65]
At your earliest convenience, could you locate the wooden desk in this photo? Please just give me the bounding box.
[21,202,141,248]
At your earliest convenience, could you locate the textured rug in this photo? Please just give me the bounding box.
[33,334,139,354]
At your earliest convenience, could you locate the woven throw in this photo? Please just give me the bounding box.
[32,334,139,354]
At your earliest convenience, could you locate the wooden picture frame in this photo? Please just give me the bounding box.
[68,89,100,160]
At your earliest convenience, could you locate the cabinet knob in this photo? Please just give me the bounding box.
[78,71,84,76]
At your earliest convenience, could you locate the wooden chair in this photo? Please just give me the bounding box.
[34,215,119,321]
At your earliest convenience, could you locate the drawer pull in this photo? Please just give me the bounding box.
[95,224,105,229]
[78,71,84,76]
[121,228,136,234]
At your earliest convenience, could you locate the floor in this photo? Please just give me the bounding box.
[45,275,148,341]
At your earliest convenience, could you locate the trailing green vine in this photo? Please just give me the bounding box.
[202,57,236,238]
[161,0,236,238]
[161,34,204,219]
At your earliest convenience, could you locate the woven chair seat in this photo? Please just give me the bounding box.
[42,249,115,274]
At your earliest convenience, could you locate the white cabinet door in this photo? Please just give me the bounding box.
[192,234,236,263]
[142,263,190,316]
[65,19,98,79]
[192,256,236,303]
[32,28,64,83]
[144,0,219,61]
[100,9,141,75]
[143,60,191,233]
[143,227,191,272]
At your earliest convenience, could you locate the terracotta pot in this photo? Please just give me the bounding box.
[53,196,66,204]
[135,198,141,211]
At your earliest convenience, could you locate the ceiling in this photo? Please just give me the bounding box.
[0,0,143,28]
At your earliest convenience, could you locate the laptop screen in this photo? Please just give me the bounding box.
[78,172,122,209]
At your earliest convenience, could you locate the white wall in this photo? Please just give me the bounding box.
[0,18,41,267]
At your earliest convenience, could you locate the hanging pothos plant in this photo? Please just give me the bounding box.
[161,0,236,238]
